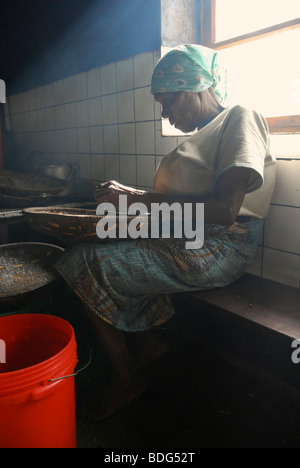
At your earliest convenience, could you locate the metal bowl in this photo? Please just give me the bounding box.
[0,242,65,308]
[0,170,67,196]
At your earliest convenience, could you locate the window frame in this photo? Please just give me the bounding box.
[201,0,300,134]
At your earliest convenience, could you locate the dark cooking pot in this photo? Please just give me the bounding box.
[38,164,78,195]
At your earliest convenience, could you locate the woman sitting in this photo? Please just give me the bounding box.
[56,44,276,420]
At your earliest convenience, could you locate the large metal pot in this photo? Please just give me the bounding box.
[38,164,78,195]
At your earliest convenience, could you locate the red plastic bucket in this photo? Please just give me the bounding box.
[0,314,78,448]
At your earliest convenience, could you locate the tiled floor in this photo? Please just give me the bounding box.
[6,285,300,449]
[4,283,300,449]
[75,330,300,449]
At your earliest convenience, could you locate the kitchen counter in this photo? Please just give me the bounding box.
[0,208,23,221]
[0,196,96,243]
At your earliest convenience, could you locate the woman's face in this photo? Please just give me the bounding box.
[154,91,204,133]
[154,90,222,133]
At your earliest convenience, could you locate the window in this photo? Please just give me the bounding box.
[202,0,300,133]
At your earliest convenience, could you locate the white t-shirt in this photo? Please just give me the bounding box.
[153,105,276,219]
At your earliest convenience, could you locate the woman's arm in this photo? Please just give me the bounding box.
[94,166,251,226]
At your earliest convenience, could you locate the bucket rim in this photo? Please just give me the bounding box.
[0,314,77,395]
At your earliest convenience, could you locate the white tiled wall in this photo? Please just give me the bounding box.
[247,142,300,289]
[5,50,181,194]
[3,51,300,289]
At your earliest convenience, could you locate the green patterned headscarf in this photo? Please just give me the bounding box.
[151,44,227,103]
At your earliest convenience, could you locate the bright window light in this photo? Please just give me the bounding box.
[219,27,300,117]
[215,0,300,42]
[161,2,300,135]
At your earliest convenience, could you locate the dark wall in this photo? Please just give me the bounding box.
[0,0,161,95]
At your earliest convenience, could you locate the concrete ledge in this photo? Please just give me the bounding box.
[176,273,300,340]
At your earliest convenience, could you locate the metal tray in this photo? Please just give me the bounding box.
[0,242,65,307]
[0,170,67,196]
[0,193,57,208]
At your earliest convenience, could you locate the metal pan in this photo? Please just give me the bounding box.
[0,170,67,196]
[0,242,65,308]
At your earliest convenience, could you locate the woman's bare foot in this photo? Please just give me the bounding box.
[132,330,172,369]
[78,376,147,422]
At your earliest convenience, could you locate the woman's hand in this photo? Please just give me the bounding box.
[94,180,146,208]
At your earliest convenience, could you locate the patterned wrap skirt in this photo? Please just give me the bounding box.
[55,219,263,332]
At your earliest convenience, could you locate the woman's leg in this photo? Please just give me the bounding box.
[84,303,138,386]
[80,303,146,421]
